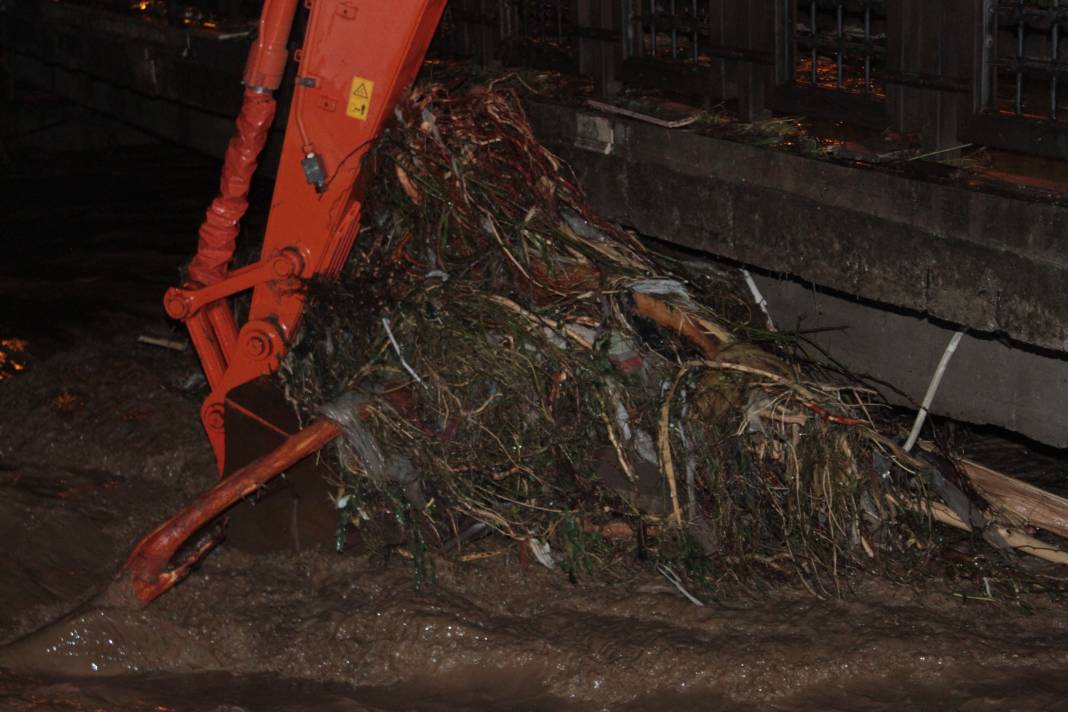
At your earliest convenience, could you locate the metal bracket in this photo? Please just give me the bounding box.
[164,247,307,320]
[301,152,327,191]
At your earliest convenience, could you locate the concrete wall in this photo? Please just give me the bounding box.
[752,275,1068,447]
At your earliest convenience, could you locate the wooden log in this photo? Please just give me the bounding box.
[888,493,1068,566]
[632,292,725,360]
[957,457,1068,540]
[989,525,1068,566]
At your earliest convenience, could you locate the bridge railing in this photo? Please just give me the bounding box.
[434,0,1068,160]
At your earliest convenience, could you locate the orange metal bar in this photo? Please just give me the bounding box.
[121,418,341,603]
[195,0,447,471]
[185,311,227,390]
[205,302,239,366]
[243,0,301,91]
[138,0,449,606]
[165,249,305,320]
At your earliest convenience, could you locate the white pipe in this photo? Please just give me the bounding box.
[904,330,965,452]
[741,269,776,332]
[382,317,425,388]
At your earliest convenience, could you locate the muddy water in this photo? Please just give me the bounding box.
[5,143,1068,710]
[0,669,579,711]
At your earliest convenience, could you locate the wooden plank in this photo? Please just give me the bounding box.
[958,457,1068,541]
[888,494,1068,566]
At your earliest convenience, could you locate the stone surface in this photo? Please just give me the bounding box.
[751,274,1068,447]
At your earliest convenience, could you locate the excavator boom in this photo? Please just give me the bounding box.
[120,0,448,602]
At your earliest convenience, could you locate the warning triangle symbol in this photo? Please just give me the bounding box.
[353,83,369,99]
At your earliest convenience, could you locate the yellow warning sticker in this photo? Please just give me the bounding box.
[346,76,374,121]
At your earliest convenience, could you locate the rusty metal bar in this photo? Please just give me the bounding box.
[692,0,698,61]
[810,0,817,84]
[790,0,886,93]
[991,0,1000,114]
[558,0,564,42]
[981,0,1067,123]
[436,0,1067,161]
[864,4,871,89]
[1016,3,1024,115]
[836,1,844,88]
[966,0,1068,159]
[670,0,677,58]
[650,0,656,56]
[1052,0,1060,120]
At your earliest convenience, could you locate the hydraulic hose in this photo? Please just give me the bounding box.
[187,89,277,287]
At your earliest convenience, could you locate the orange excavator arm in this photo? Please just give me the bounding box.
[167,0,447,470]
[118,0,448,603]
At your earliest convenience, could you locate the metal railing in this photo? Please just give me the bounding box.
[983,0,1066,122]
[433,0,1068,160]
[630,0,724,62]
[789,0,886,96]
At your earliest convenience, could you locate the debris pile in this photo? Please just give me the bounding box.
[283,80,1068,597]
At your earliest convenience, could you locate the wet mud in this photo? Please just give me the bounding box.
[4,142,1068,710]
